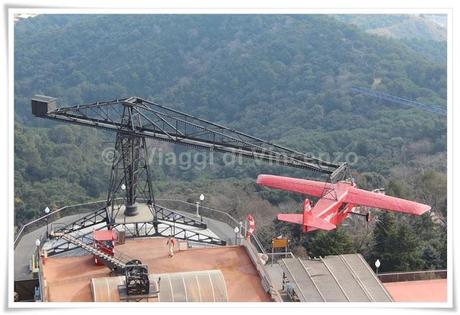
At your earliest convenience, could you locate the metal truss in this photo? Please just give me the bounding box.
[155,205,206,229]
[329,162,350,183]
[33,96,343,175]
[46,230,94,256]
[105,102,157,218]
[107,130,156,218]
[46,208,224,257]
[122,220,226,246]
[47,220,225,256]
[53,207,109,234]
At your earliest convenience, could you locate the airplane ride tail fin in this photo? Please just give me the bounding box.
[304,212,336,231]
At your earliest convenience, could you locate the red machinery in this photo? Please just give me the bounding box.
[93,230,117,265]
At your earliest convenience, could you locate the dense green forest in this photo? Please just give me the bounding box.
[14,14,447,272]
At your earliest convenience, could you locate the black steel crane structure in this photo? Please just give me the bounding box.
[31,95,347,251]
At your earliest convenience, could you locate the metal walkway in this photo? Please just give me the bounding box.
[52,232,127,274]
[279,254,393,302]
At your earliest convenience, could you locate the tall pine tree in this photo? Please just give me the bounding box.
[370,212,423,272]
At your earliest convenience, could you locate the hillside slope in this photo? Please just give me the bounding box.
[333,14,447,41]
[332,14,447,64]
[14,14,446,225]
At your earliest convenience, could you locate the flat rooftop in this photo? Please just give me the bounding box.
[383,279,447,302]
[41,237,270,302]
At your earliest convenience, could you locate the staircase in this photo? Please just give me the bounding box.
[52,232,126,274]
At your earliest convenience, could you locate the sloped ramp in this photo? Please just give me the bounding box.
[91,269,227,302]
[279,254,393,302]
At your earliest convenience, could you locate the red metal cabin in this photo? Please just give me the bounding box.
[93,230,117,266]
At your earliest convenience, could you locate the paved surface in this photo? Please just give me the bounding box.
[279,254,393,302]
[14,213,88,281]
[264,263,284,291]
[113,204,154,224]
[198,215,235,244]
[41,237,270,302]
[15,206,235,282]
[384,279,447,302]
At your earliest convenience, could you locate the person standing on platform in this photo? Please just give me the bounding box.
[166,236,177,257]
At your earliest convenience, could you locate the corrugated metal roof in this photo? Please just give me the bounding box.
[279,254,393,302]
[91,269,228,302]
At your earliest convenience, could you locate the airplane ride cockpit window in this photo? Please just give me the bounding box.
[338,203,349,213]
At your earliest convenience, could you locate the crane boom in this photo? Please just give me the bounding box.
[32,95,345,176]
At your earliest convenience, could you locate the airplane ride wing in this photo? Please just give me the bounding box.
[345,187,431,215]
[257,175,332,197]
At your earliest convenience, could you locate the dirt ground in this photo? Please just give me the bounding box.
[41,237,270,302]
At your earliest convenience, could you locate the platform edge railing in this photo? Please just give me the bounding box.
[15,198,269,252]
[14,199,116,248]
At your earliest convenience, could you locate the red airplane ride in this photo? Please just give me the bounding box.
[256,174,431,233]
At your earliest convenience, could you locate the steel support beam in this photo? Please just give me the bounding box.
[53,207,109,235]
[31,96,342,175]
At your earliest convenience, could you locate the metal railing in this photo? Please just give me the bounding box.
[14,199,113,248]
[155,199,273,251]
[266,252,295,266]
[377,269,447,283]
[155,199,240,226]
[15,198,270,253]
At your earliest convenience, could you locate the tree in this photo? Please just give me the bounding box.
[307,228,355,257]
[370,211,423,272]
